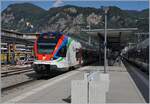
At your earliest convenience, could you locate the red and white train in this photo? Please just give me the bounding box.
[33,32,99,74]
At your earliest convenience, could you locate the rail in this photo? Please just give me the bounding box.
[1,66,34,77]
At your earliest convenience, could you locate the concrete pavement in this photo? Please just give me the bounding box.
[3,63,147,103]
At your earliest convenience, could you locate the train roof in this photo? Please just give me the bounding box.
[39,32,64,36]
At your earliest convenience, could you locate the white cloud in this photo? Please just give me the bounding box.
[53,0,63,7]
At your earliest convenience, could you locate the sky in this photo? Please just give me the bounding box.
[1,0,149,12]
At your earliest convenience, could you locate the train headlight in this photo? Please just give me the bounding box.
[42,56,46,60]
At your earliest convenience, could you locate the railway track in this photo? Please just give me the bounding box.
[1,65,35,90]
[1,63,95,91]
[123,60,149,103]
[1,66,67,90]
[1,66,34,77]
[2,78,35,91]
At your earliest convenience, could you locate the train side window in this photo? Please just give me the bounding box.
[76,49,81,61]
[58,46,67,57]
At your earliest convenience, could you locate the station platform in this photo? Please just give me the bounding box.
[3,62,147,103]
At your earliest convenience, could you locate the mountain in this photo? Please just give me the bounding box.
[2,3,47,32]
[1,3,149,33]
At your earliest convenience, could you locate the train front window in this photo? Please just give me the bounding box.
[37,35,59,54]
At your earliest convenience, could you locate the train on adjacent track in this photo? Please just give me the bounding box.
[122,38,149,74]
[33,32,99,74]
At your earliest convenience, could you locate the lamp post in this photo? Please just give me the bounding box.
[103,7,109,73]
[87,22,91,45]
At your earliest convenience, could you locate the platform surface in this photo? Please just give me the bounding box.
[4,63,146,103]
[106,64,145,103]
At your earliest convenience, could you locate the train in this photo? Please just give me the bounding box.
[33,32,99,74]
[122,38,149,74]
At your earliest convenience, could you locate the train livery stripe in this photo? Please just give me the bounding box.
[57,57,64,62]
[53,35,68,59]
[67,39,73,48]
[52,35,65,58]
[34,38,38,56]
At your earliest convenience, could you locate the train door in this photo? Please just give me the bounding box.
[66,41,76,66]
[76,48,82,65]
[57,46,67,57]
[73,42,82,65]
[66,40,82,66]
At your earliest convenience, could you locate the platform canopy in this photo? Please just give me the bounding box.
[1,29,35,45]
[81,28,138,51]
